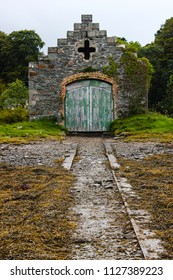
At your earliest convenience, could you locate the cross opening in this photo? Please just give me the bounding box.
[78,40,96,60]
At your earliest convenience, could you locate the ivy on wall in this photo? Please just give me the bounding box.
[120,51,154,91]
[100,47,154,116]
[102,57,118,80]
[80,66,99,73]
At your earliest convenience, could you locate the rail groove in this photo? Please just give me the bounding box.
[104,142,164,260]
[62,138,163,259]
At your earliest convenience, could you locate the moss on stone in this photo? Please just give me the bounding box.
[120,51,154,91]
[102,57,118,80]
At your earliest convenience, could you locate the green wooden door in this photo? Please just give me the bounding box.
[65,79,113,132]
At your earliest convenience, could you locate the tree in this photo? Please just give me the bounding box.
[154,17,173,104]
[0,31,7,49]
[0,30,44,85]
[138,43,164,106]
[0,79,28,109]
[155,17,173,59]
[166,74,173,116]
[156,74,173,117]
[138,17,173,114]
[117,37,141,52]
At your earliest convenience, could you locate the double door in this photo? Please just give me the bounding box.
[65,79,114,132]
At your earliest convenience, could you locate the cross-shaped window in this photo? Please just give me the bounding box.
[78,40,96,60]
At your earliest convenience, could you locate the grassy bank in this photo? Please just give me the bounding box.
[110,113,173,142]
[0,118,66,143]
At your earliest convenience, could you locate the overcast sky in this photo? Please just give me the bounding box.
[1,0,173,54]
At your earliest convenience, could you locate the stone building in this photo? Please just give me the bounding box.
[29,15,148,132]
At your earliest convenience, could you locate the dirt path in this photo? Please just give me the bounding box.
[66,137,143,259]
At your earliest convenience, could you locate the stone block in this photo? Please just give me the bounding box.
[88,31,99,38]
[29,89,38,96]
[99,30,107,38]
[48,64,55,69]
[74,23,82,30]
[48,47,57,53]
[29,100,37,106]
[57,48,64,54]
[29,71,37,77]
[91,23,99,30]
[48,54,57,60]
[107,37,116,45]
[81,23,90,31]
[116,44,126,50]
[71,31,81,39]
[81,31,88,38]
[57,39,67,46]
[28,81,34,89]
[67,31,74,38]
[81,15,92,23]
[38,64,47,70]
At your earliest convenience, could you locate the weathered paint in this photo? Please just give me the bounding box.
[65,79,113,131]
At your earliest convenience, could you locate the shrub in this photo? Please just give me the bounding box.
[0,79,28,109]
[0,108,29,124]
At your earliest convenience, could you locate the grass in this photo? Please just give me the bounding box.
[0,118,67,143]
[118,152,173,259]
[110,112,173,142]
[0,162,76,259]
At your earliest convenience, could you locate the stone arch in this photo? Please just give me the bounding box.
[60,72,118,125]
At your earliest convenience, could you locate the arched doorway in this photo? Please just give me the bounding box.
[65,79,113,132]
[60,72,117,132]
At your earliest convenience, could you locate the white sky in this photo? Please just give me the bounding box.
[1,0,173,54]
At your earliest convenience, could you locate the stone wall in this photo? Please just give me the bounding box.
[29,14,148,122]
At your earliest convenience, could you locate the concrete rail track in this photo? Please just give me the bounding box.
[64,137,164,259]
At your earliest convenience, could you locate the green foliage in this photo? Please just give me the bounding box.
[110,112,173,141]
[167,74,173,97]
[81,66,99,72]
[101,42,153,116]
[102,40,153,98]
[120,51,153,91]
[0,31,6,51]
[127,41,141,53]
[120,52,152,116]
[0,108,29,124]
[0,30,44,85]
[138,17,173,113]
[155,74,173,117]
[116,37,141,52]
[155,17,173,59]
[128,94,148,116]
[0,79,28,109]
[0,118,66,142]
[0,80,6,95]
[116,37,127,43]
[140,57,155,88]
[102,56,118,79]
[138,43,164,66]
